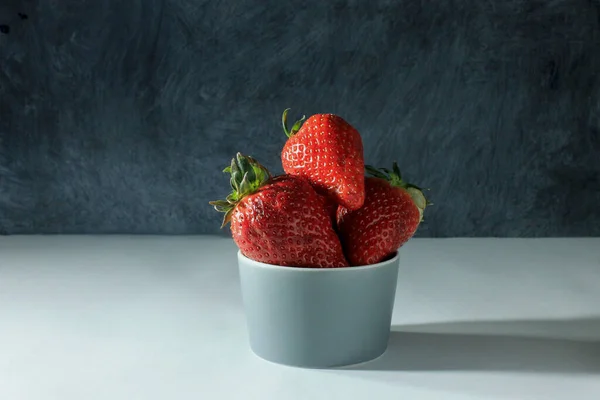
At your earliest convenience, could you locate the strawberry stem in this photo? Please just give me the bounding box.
[209,153,272,228]
[282,108,306,138]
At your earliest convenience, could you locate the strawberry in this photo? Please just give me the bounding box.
[210,153,349,268]
[280,109,365,211]
[318,192,339,228]
[337,163,429,266]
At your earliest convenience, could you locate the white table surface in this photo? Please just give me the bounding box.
[1,236,599,400]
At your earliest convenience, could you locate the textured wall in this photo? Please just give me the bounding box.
[1,0,599,236]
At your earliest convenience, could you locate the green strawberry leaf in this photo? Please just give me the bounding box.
[282,108,306,138]
[210,153,272,228]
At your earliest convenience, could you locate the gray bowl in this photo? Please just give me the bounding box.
[238,251,400,368]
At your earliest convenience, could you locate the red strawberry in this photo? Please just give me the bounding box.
[210,153,349,268]
[337,163,429,266]
[318,192,339,228]
[281,109,365,210]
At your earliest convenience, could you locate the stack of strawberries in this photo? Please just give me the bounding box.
[210,110,429,268]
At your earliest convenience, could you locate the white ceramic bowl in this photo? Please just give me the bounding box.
[238,251,400,368]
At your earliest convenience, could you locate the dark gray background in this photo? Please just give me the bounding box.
[1,0,599,236]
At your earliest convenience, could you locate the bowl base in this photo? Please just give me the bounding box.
[248,341,389,369]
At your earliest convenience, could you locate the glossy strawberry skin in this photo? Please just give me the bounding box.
[282,113,365,210]
[318,192,339,228]
[337,177,422,266]
[231,175,349,268]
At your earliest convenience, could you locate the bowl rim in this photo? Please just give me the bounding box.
[237,250,399,272]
